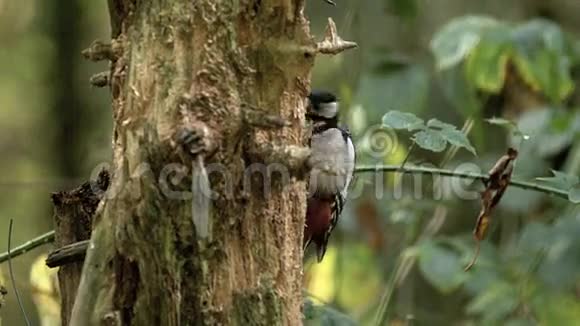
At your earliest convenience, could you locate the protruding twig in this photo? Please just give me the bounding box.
[316,18,357,55]
[7,219,31,326]
[90,71,110,87]
[0,231,55,264]
[323,0,336,5]
[81,40,120,61]
[45,240,89,268]
[243,105,290,130]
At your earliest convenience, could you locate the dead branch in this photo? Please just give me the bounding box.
[82,40,121,62]
[90,71,110,87]
[316,18,358,55]
[46,240,89,268]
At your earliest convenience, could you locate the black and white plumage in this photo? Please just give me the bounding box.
[304,90,356,262]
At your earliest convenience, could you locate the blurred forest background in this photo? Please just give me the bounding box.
[0,0,579,325]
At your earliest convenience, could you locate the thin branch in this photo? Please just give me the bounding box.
[399,143,415,169]
[355,165,570,200]
[0,230,55,264]
[7,219,31,326]
[0,164,570,265]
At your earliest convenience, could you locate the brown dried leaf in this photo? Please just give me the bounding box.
[466,148,518,271]
[464,240,480,272]
[474,212,491,241]
[465,210,490,271]
[487,147,518,190]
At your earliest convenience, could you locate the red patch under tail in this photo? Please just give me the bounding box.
[304,197,333,262]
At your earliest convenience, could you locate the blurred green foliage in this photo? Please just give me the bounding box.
[432,16,576,105]
[304,297,357,326]
[307,2,580,326]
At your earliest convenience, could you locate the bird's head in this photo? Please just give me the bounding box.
[306,90,339,121]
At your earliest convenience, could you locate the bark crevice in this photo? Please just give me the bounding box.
[72,1,317,324]
[51,169,109,326]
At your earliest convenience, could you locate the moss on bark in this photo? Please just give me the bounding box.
[71,1,314,325]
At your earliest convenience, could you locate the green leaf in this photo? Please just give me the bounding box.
[569,183,580,204]
[413,129,447,152]
[417,242,466,293]
[427,118,457,130]
[439,128,477,155]
[382,111,424,131]
[522,50,573,103]
[465,28,512,93]
[512,19,565,55]
[511,19,574,104]
[536,170,579,190]
[431,15,500,70]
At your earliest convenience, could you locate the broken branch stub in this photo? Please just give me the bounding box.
[316,18,358,55]
[90,71,110,87]
[81,39,121,62]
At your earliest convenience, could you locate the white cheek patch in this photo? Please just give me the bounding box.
[318,102,338,118]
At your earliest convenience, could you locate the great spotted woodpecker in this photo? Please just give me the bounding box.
[304,90,356,262]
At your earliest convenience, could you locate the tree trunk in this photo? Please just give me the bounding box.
[71,1,316,325]
[51,170,109,326]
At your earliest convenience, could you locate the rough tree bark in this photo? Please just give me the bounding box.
[70,1,325,325]
[49,170,109,326]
